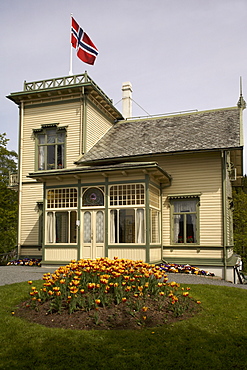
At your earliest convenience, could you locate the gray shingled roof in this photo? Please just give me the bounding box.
[78,107,241,164]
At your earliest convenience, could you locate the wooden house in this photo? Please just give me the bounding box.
[7,73,245,281]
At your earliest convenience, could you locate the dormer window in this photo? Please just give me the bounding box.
[34,125,66,170]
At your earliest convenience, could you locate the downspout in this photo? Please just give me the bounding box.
[82,71,88,154]
[79,87,84,155]
[221,150,227,280]
[160,183,163,262]
[82,92,87,154]
[145,174,150,263]
[77,179,81,261]
[17,101,24,258]
[105,177,109,258]
[42,182,46,263]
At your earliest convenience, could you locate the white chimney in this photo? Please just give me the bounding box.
[122,82,132,119]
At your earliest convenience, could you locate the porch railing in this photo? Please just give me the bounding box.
[8,172,18,190]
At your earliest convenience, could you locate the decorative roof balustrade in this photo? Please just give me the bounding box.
[23,73,113,104]
[24,74,87,91]
[8,173,18,191]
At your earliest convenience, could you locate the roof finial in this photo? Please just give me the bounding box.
[237,76,246,109]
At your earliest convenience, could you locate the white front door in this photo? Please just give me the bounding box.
[81,210,105,259]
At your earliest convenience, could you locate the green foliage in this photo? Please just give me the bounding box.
[0,133,18,254]
[232,186,247,266]
[0,133,17,185]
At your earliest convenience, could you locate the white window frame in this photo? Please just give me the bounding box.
[109,183,145,245]
[170,196,200,245]
[150,207,161,244]
[35,125,66,171]
[45,187,78,244]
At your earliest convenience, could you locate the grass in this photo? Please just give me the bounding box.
[0,281,246,370]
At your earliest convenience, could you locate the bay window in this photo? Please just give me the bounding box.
[150,208,160,244]
[149,185,161,244]
[46,188,77,244]
[47,211,77,243]
[109,184,145,244]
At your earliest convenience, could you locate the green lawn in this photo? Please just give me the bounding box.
[0,281,246,370]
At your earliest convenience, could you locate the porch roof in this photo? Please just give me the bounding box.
[28,161,172,186]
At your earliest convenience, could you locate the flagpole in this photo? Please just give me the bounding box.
[69,13,73,75]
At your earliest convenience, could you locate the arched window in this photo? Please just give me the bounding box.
[82,187,104,207]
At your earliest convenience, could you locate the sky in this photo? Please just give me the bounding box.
[1,0,247,170]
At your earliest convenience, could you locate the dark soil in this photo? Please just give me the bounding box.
[15,297,200,331]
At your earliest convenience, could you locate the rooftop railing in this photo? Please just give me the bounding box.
[8,173,18,190]
[23,73,113,104]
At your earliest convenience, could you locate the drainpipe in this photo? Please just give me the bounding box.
[79,86,84,155]
[17,101,24,258]
[122,82,132,119]
[82,91,87,154]
[221,150,227,280]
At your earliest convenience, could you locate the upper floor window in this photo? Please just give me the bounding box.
[35,126,66,170]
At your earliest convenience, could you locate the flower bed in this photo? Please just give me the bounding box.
[19,257,201,330]
[7,258,41,266]
[7,258,215,277]
[158,263,215,276]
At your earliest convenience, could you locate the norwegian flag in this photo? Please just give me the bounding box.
[71,17,98,65]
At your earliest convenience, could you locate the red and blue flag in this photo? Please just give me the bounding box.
[71,17,98,65]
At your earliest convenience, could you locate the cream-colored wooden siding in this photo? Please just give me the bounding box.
[163,249,223,259]
[108,174,145,183]
[46,179,79,187]
[149,185,160,208]
[108,248,146,261]
[21,183,43,244]
[86,102,113,152]
[22,101,82,181]
[20,248,42,257]
[156,152,223,246]
[150,248,162,262]
[44,248,78,261]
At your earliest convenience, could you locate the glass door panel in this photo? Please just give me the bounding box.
[81,210,104,259]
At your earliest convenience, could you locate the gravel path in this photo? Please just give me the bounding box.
[0,266,247,289]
